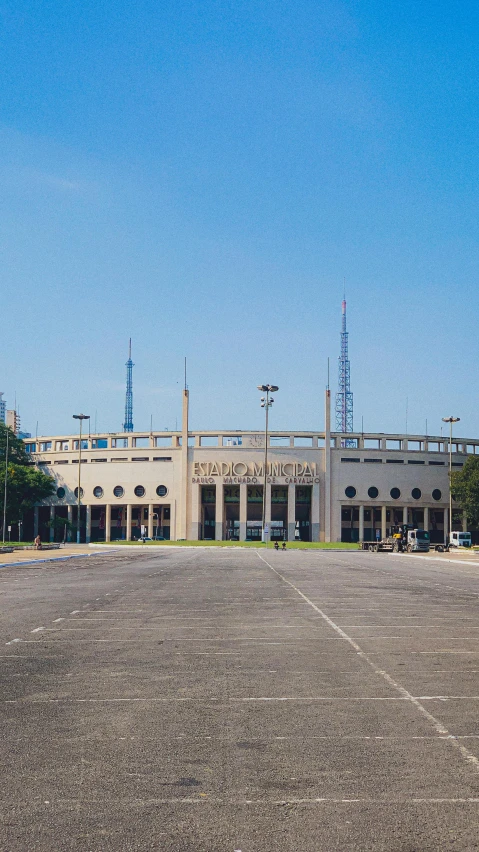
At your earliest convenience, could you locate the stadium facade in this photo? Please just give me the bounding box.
[22,390,473,544]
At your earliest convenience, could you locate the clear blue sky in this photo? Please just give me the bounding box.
[1,0,478,438]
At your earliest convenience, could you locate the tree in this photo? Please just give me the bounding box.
[451,456,479,528]
[0,424,55,534]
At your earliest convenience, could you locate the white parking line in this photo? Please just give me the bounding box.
[257,551,479,775]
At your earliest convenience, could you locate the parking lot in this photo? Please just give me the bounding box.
[1,546,479,850]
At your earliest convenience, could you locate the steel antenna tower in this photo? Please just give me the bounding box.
[123,338,134,432]
[335,297,354,442]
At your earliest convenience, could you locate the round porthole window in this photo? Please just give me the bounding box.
[134,485,145,497]
[432,489,442,501]
[113,485,124,498]
[412,488,421,500]
[368,486,379,499]
[390,487,401,499]
[156,485,168,497]
[93,486,104,499]
[74,487,84,499]
[56,487,66,499]
[345,486,356,498]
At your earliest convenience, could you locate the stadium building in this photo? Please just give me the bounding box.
[21,389,473,544]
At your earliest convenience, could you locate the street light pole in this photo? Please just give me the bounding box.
[2,427,9,544]
[73,414,90,544]
[258,384,279,545]
[442,416,460,545]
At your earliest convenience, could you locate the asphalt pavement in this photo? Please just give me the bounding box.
[1,547,479,850]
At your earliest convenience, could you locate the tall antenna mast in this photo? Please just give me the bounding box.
[123,338,134,432]
[335,295,354,443]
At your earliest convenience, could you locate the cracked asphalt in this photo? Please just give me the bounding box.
[1,547,479,850]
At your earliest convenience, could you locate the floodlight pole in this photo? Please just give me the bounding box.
[73,414,90,544]
[442,416,460,545]
[257,385,279,546]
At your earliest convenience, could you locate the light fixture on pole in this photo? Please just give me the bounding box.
[73,414,90,544]
[257,384,279,545]
[442,416,460,545]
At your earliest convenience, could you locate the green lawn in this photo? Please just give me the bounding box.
[107,539,356,549]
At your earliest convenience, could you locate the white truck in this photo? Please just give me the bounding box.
[448,531,472,549]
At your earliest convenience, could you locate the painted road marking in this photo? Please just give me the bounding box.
[257,551,479,774]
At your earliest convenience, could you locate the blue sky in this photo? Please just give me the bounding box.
[1,0,478,439]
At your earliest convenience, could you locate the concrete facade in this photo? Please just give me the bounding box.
[24,391,475,544]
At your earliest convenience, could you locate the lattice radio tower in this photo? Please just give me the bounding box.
[123,338,134,432]
[335,298,354,438]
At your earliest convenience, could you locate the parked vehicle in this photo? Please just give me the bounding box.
[448,531,472,549]
[358,525,430,553]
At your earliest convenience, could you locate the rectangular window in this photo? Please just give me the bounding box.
[364,439,381,449]
[91,458,107,463]
[341,457,360,462]
[73,440,88,450]
[199,436,218,447]
[407,441,423,451]
[386,440,402,450]
[294,437,313,447]
[429,461,445,466]
[132,457,149,461]
[54,460,69,464]
[467,445,477,454]
[92,438,108,449]
[38,460,51,465]
[153,456,172,462]
[112,457,129,461]
[155,436,172,447]
[55,441,69,451]
[72,459,87,464]
[222,436,242,446]
[39,442,52,452]
[452,462,464,467]
[364,458,382,463]
[25,443,37,453]
[270,436,290,447]
[112,438,128,448]
[188,436,196,447]
[386,459,404,464]
[408,459,425,464]
[133,437,149,448]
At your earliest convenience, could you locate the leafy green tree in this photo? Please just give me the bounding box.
[0,424,55,534]
[451,456,479,528]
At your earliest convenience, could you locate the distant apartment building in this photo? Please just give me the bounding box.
[6,409,20,435]
[0,393,5,424]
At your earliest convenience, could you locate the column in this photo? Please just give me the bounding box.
[239,483,247,541]
[170,499,177,541]
[265,481,272,531]
[148,504,154,538]
[105,504,111,543]
[86,505,91,544]
[288,483,295,542]
[311,481,320,542]
[443,508,448,544]
[126,504,132,541]
[67,505,73,542]
[189,482,201,540]
[49,506,55,542]
[215,485,224,541]
[381,505,387,540]
[463,510,468,533]
[359,505,364,542]
[34,506,39,538]
[423,507,429,534]
[403,506,408,526]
